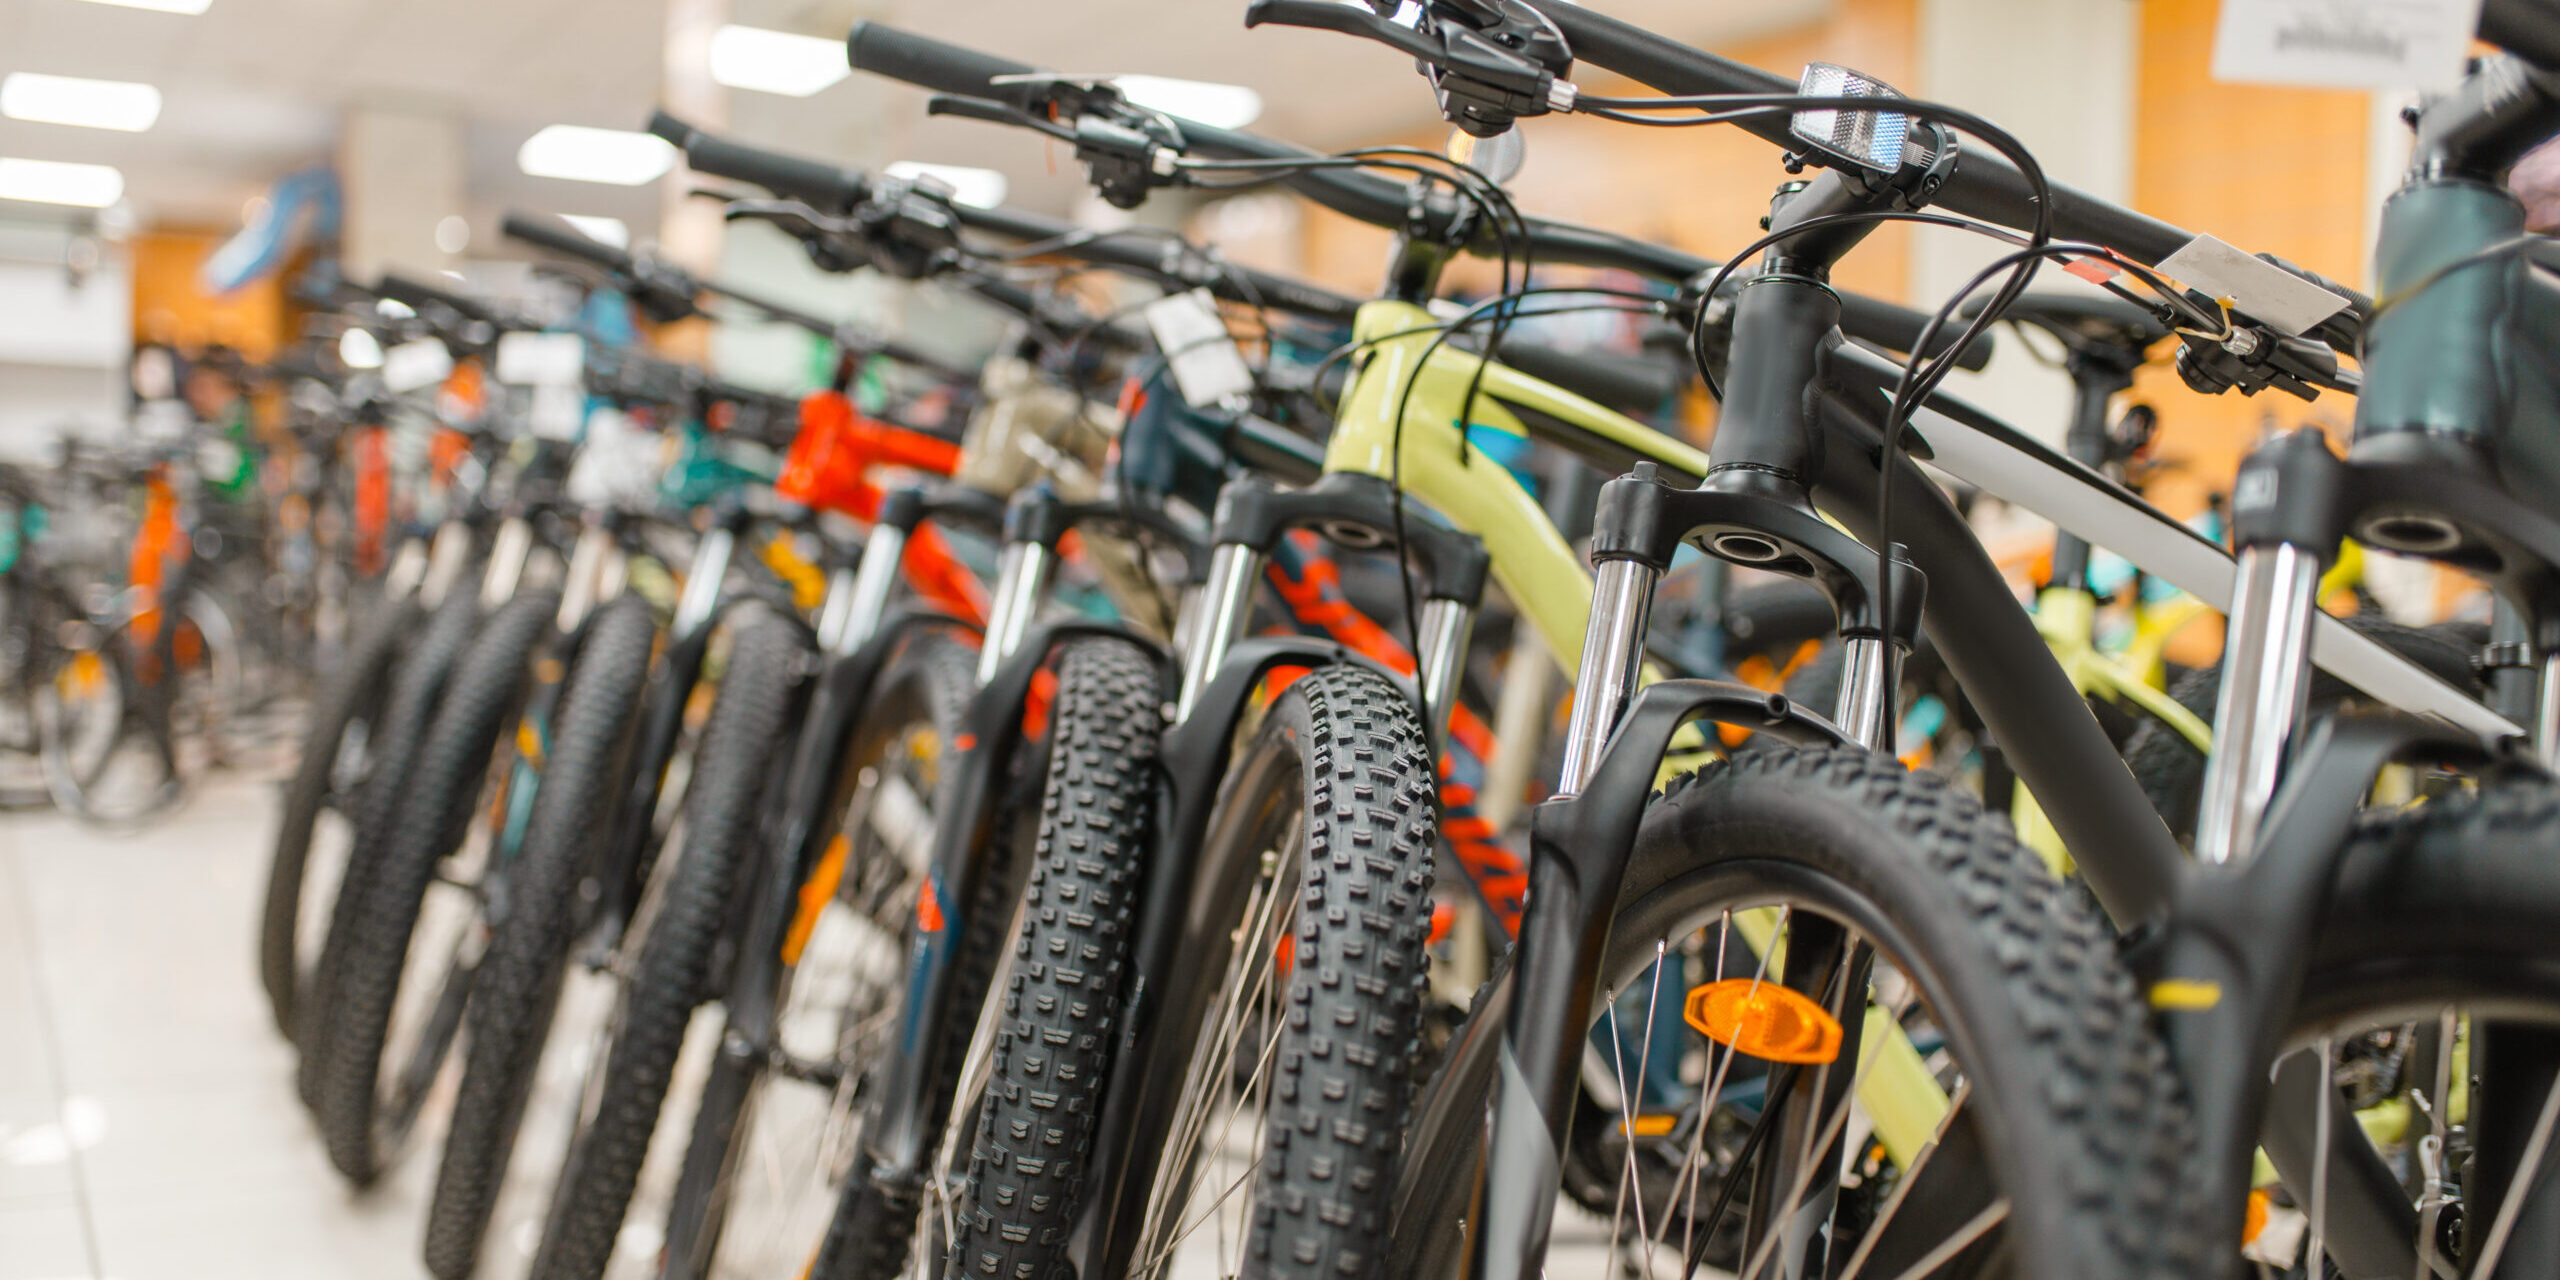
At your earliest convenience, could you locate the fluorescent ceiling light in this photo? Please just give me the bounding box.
[75,0,212,12]
[560,215,630,248]
[2,73,163,132]
[1115,75,1262,129]
[0,157,125,208]
[885,161,1006,210]
[708,24,850,97]
[518,125,677,186]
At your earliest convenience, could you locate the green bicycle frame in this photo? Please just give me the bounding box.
[1325,299,1710,675]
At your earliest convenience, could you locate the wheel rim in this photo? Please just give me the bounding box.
[1129,792,1307,1280]
[703,721,942,1279]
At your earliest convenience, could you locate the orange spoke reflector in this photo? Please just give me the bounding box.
[2242,1187,2270,1244]
[1622,1113,1678,1138]
[1683,978,1845,1065]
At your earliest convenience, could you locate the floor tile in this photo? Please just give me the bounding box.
[0,1192,96,1280]
[0,1094,89,1205]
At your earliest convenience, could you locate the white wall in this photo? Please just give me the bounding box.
[0,250,131,461]
[1911,0,2140,444]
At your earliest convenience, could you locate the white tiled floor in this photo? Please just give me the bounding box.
[0,773,427,1280]
[0,769,1661,1280]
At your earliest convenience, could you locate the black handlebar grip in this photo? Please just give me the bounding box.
[501,212,638,275]
[682,130,869,214]
[645,109,697,148]
[846,22,1042,110]
[376,273,501,326]
[1838,293,1994,372]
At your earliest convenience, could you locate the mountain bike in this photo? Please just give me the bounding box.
[1257,0,2560,1275]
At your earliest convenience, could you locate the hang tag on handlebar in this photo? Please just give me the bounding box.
[381,338,454,394]
[2211,0,2481,90]
[2156,234,2351,336]
[1143,289,1255,410]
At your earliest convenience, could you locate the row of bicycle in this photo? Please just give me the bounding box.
[0,353,372,824]
[257,4,2560,1279]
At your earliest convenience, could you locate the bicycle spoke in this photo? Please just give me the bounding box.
[2469,1070,2560,1280]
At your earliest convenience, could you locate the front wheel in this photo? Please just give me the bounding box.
[529,609,808,1280]
[1391,744,2202,1280]
[1122,662,1439,1280]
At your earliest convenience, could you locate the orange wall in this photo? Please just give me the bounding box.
[2128,0,2372,520]
[129,229,290,361]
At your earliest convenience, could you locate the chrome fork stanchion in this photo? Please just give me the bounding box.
[2194,540,2324,865]
[831,523,907,657]
[812,566,861,655]
[477,515,535,610]
[555,520,614,632]
[1174,542,1264,723]
[671,525,736,638]
[390,534,438,603]
[2534,649,2560,766]
[1557,557,1663,797]
[1831,635,1903,753]
[974,540,1053,686]
[1412,597,1475,754]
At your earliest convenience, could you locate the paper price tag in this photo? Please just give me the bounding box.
[496,331,587,386]
[1142,289,1256,410]
[381,338,454,394]
[2156,234,2353,336]
[2213,0,2483,91]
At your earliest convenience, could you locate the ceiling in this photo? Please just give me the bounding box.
[0,0,1830,237]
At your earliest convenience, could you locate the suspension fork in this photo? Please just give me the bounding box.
[2192,429,2343,867]
[592,502,753,940]
[1480,465,1923,1280]
[1476,175,1913,1276]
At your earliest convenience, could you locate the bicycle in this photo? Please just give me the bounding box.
[1262,1,2560,1276]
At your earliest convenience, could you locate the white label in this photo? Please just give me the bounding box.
[1142,289,1256,410]
[2155,234,2353,336]
[381,338,454,393]
[529,382,586,441]
[496,331,587,386]
[2212,0,2482,91]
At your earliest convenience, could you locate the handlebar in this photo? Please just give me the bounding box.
[847,21,1044,110]
[845,21,1990,371]
[658,108,871,214]
[1505,0,2400,353]
[954,202,1362,324]
[375,272,521,337]
[2484,0,2560,72]
[502,211,642,277]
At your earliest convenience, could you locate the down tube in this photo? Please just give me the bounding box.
[1400,436,1597,681]
[1812,413,2183,926]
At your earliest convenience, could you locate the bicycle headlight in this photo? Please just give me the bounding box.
[1790,62,1916,174]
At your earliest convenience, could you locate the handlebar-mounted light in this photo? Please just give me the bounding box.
[1788,63,1918,175]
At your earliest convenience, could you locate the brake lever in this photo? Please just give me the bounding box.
[928,94,1075,143]
[723,199,872,275]
[1243,0,1440,61]
[1245,0,1574,136]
